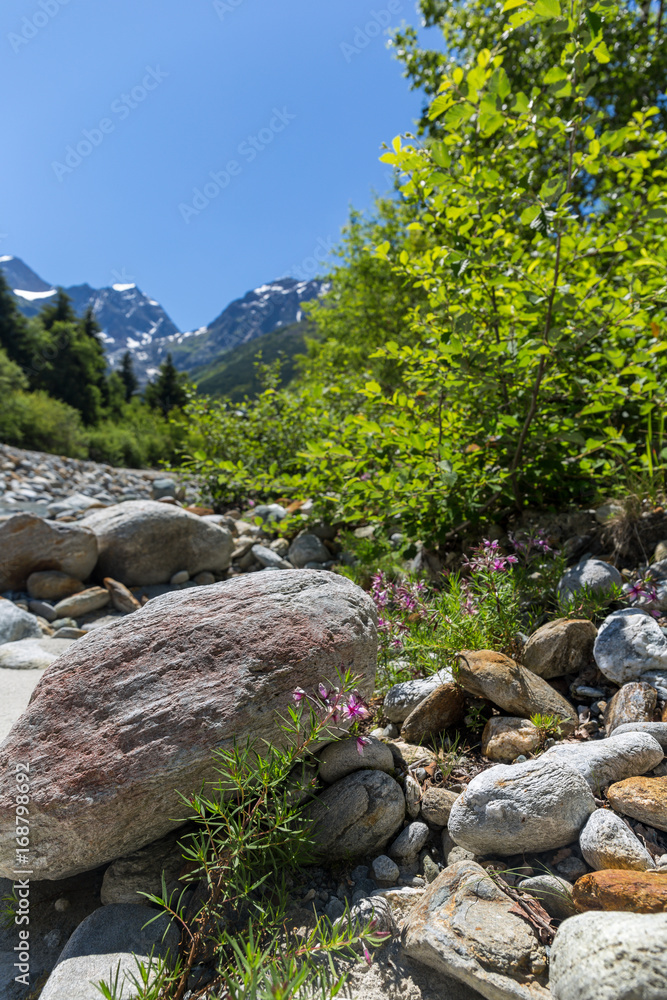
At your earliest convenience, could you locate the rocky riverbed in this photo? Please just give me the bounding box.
[2,445,667,999]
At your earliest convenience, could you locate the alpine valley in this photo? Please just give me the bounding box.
[0,254,324,391]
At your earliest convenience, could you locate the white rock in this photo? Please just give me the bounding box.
[611,721,667,751]
[543,732,663,792]
[0,600,42,644]
[550,911,667,1000]
[558,559,622,604]
[0,637,73,670]
[579,808,655,871]
[594,608,667,684]
[448,757,596,856]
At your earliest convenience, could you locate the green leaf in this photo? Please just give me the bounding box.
[502,0,526,10]
[533,0,561,17]
[520,205,541,225]
[593,41,611,64]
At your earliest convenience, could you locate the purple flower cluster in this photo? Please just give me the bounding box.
[462,538,519,575]
[371,572,429,650]
[292,682,371,754]
[625,578,661,618]
[508,528,555,565]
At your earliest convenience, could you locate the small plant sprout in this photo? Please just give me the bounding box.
[530,713,569,745]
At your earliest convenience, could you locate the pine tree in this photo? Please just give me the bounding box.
[0,271,45,379]
[119,351,138,402]
[145,354,188,416]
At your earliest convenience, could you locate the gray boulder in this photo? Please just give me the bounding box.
[251,544,292,570]
[101,830,186,905]
[594,608,667,684]
[579,807,655,872]
[388,821,430,865]
[558,559,622,604]
[0,514,97,592]
[549,911,667,1000]
[402,860,550,1000]
[543,732,663,792]
[0,600,42,644]
[0,571,377,880]
[38,904,179,1000]
[309,770,405,860]
[448,757,596,856]
[317,735,394,784]
[288,531,331,569]
[80,500,233,586]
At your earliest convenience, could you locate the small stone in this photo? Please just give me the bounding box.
[169,570,190,586]
[595,503,623,524]
[605,681,658,734]
[152,478,177,500]
[0,636,73,669]
[400,683,465,743]
[53,586,111,619]
[572,869,667,912]
[404,773,421,818]
[52,627,85,640]
[519,874,577,920]
[104,577,141,614]
[288,531,331,568]
[371,855,400,885]
[325,896,345,921]
[28,599,57,622]
[422,855,439,883]
[317,736,394,784]
[558,559,622,604]
[579,808,655,872]
[251,544,293,570]
[420,787,460,828]
[101,831,185,905]
[370,723,399,739]
[556,856,588,881]
[53,897,70,913]
[522,618,597,680]
[481,716,542,763]
[388,821,430,864]
[193,571,215,586]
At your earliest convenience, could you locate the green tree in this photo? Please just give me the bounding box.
[145,353,189,416]
[119,350,138,402]
[0,272,47,380]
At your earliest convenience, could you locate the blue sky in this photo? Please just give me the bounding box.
[0,0,441,331]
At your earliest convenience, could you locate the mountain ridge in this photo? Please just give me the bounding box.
[0,255,325,385]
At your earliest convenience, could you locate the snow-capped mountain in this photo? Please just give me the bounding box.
[0,256,325,383]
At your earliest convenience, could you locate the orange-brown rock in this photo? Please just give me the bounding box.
[605,682,658,735]
[607,775,667,832]
[400,683,465,743]
[522,618,597,679]
[456,650,576,732]
[481,716,542,763]
[573,870,667,913]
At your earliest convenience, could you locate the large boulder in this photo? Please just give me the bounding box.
[0,571,377,880]
[79,500,233,586]
[594,608,667,684]
[447,757,596,856]
[402,860,550,1000]
[549,911,667,1000]
[455,650,577,732]
[0,514,97,592]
